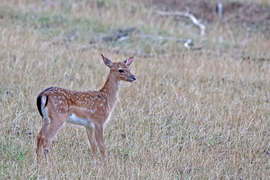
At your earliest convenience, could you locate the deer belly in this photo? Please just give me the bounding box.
[67,113,94,129]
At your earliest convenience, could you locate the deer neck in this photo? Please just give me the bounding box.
[100,72,121,109]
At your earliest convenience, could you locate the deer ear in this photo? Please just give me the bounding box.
[101,54,113,68]
[123,57,134,66]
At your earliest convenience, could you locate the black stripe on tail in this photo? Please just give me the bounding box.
[36,87,54,118]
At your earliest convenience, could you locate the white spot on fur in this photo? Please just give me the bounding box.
[90,108,96,114]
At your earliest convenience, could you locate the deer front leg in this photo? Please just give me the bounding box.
[86,126,98,171]
[95,125,107,171]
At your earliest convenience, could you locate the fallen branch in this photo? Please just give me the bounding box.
[101,27,138,41]
[156,8,206,36]
[100,27,195,49]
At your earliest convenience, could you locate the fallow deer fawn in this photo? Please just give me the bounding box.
[36,54,136,172]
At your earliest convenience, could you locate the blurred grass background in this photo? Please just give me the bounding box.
[0,0,270,179]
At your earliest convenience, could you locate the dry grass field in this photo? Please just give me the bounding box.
[1,0,270,179]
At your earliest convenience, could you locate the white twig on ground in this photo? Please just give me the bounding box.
[156,8,206,36]
[117,36,130,42]
[184,39,193,49]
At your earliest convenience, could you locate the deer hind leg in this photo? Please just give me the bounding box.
[94,126,107,171]
[86,123,98,171]
[40,115,66,171]
[36,118,50,173]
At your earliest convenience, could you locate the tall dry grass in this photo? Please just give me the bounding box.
[0,0,270,179]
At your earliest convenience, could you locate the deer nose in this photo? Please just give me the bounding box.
[131,75,136,81]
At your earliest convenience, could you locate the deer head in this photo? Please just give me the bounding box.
[101,54,136,82]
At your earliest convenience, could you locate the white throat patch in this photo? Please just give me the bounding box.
[118,81,121,88]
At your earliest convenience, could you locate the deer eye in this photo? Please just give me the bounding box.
[119,69,124,73]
